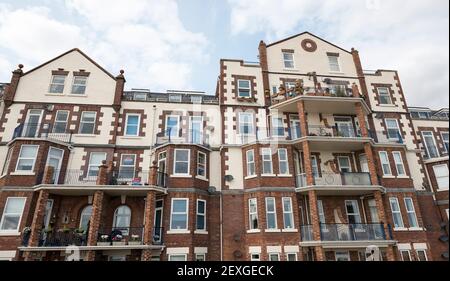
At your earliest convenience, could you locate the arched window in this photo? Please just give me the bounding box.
[79,205,93,230]
[113,205,131,233]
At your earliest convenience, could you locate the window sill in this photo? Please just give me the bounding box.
[75,134,97,137]
[67,94,87,97]
[276,174,292,177]
[382,175,395,179]
[246,229,261,234]
[167,230,191,234]
[195,176,209,182]
[170,174,192,178]
[378,104,397,107]
[121,136,143,139]
[265,229,281,233]
[396,175,410,179]
[408,227,424,231]
[45,93,65,96]
[282,68,300,72]
[245,175,258,180]
[0,231,20,236]
[10,171,35,176]
[393,227,408,231]
[282,228,298,233]
[194,230,208,235]
[261,174,277,177]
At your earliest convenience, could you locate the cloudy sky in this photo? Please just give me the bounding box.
[0,0,448,108]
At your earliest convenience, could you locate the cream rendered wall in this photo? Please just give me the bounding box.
[70,106,115,145]
[209,151,222,191]
[0,146,8,175]
[365,71,407,113]
[0,103,26,143]
[65,147,86,171]
[225,147,244,190]
[266,33,357,77]
[405,151,426,190]
[14,50,116,105]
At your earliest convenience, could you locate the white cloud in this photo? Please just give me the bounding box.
[227,0,449,108]
[0,1,209,92]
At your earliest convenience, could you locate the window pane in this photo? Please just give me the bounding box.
[20,146,38,158]
[171,214,187,229]
[173,200,187,213]
[176,150,188,162]
[4,198,26,213]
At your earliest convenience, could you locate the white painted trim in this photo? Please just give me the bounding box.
[248,246,261,254]
[266,246,281,253]
[194,247,208,254]
[166,247,189,255]
[397,243,412,250]
[284,245,299,253]
[169,198,189,231]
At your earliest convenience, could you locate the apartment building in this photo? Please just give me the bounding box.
[0,32,448,261]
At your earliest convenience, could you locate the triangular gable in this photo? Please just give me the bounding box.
[266,31,351,54]
[22,48,117,80]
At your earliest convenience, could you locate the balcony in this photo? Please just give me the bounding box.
[155,129,209,148]
[295,172,382,195]
[300,223,391,243]
[373,131,404,145]
[13,123,73,143]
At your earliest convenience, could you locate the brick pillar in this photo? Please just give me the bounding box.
[42,166,55,184]
[24,190,49,261]
[302,141,314,186]
[85,191,104,261]
[113,70,125,111]
[385,246,396,261]
[355,102,368,137]
[308,190,325,261]
[96,161,108,185]
[3,64,23,107]
[148,161,158,186]
[364,143,379,185]
[141,191,156,261]
[373,190,394,260]
[296,100,308,137]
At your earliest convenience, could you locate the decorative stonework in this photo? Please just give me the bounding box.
[301,39,317,52]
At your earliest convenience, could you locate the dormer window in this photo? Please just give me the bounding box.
[238,80,251,98]
[282,51,295,69]
[327,53,341,72]
[72,76,87,95]
[49,75,66,94]
[169,94,182,102]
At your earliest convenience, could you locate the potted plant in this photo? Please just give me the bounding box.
[112,234,125,246]
[128,234,141,245]
[97,235,110,246]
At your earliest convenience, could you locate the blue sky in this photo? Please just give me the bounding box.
[0,0,448,108]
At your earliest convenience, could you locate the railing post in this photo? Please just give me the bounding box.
[23,190,49,261]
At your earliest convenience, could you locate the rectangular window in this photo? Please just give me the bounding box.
[433,164,449,190]
[0,197,26,231]
[289,115,301,139]
[269,253,280,261]
[416,250,428,261]
[278,148,289,175]
[311,156,319,178]
[335,251,350,261]
[441,132,449,153]
[392,151,406,176]
[125,114,140,136]
[265,197,277,229]
[190,116,203,144]
[271,117,284,137]
[248,198,258,230]
[174,149,190,175]
[337,156,352,173]
[377,87,392,105]
[53,110,69,133]
[246,150,256,176]
[170,198,188,230]
[16,145,39,172]
[345,200,362,224]
[385,119,401,141]
[79,111,96,134]
[190,96,203,104]
[283,52,295,68]
[328,55,341,72]
[87,152,107,177]
[261,148,273,174]
[1,148,12,176]
[168,254,187,261]
[379,151,392,176]
[195,254,206,261]
[49,75,66,93]
[237,80,251,98]
[330,85,348,97]
[418,112,429,119]
[250,254,260,261]
[422,131,439,158]
[197,152,207,178]
[165,115,180,138]
[317,200,326,224]
[404,197,419,228]
[282,197,294,229]
[196,199,206,231]
[71,76,87,94]
[368,199,380,223]
[335,117,355,137]
[118,154,136,179]
[238,112,254,135]
[389,197,404,228]
[286,253,297,261]
[400,250,411,261]
[168,95,182,102]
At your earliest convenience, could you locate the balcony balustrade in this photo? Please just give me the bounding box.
[296,172,372,188]
[300,223,390,242]
[155,128,209,148]
[13,123,73,143]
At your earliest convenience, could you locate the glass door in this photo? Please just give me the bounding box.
[24,109,43,137]
[153,200,164,243]
[290,115,301,139]
[46,147,64,184]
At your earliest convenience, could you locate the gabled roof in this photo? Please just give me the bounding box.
[22,48,117,80]
[266,31,351,54]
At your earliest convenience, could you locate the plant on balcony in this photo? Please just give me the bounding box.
[97,234,110,246]
[112,234,126,246]
[128,234,141,245]
[22,226,31,234]
[57,226,71,233]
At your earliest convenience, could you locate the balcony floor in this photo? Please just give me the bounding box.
[295,185,385,196]
[299,240,396,249]
[35,184,168,196]
[18,244,165,252]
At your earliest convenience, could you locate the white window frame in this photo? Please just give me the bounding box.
[48,75,66,94]
[271,116,284,137]
[189,116,203,144]
[248,198,258,230]
[392,151,406,176]
[53,110,69,133]
[278,148,289,175]
[317,200,326,224]
[250,253,260,261]
[327,55,341,72]
[1,148,13,176]
[441,132,449,153]
[400,250,412,261]
[389,197,405,228]
[195,253,206,261]
[282,52,295,69]
[404,197,419,228]
[173,149,190,176]
[165,115,180,138]
[237,79,251,98]
[337,156,352,173]
[345,200,362,224]
[238,112,255,135]
[197,151,207,178]
[71,76,88,95]
[79,205,93,230]
[87,152,107,177]
[261,148,273,175]
[170,198,189,231]
[385,118,401,140]
[0,197,27,233]
[379,151,392,176]
[433,164,449,191]
[335,251,350,261]
[79,111,96,134]
[282,197,294,229]
[311,155,319,178]
[196,199,206,231]
[268,253,280,261]
[246,150,256,176]
[422,131,439,158]
[377,87,392,105]
[168,254,187,261]
[265,197,277,230]
[416,249,428,261]
[286,253,298,261]
[124,114,140,136]
[15,145,39,172]
[118,154,136,179]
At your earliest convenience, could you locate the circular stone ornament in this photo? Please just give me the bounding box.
[301,39,317,52]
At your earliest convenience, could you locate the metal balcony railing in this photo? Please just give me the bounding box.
[96,226,164,245]
[296,172,372,188]
[320,223,387,241]
[300,225,314,242]
[373,131,404,144]
[110,170,168,188]
[13,123,73,143]
[22,228,87,247]
[155,128,209,147]
[308,125,362,138]
[271,86,356,105]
